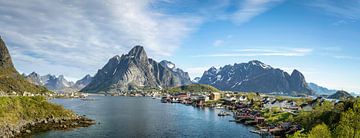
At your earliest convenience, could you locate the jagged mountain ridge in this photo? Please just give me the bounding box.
[81,46,192,93]
[198,60,313,95]
[307,82,337,95]
[25,72,92,93]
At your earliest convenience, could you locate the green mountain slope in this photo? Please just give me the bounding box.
[166,84,220,93]
[0,36,49,95]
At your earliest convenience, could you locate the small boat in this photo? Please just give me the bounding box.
[218,111,231,116]
[160,97,168,103]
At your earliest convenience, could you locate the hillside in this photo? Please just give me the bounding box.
[328,90,353,100]
[166,84,220,93]
[0,37,49,95]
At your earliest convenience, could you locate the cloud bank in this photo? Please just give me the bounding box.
[0,0,201,79]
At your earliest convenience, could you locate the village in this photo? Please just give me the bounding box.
[155,91,342,137]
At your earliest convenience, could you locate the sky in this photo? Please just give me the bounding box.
[0,0,359,92]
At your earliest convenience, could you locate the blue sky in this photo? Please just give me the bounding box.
[0,0,359,92]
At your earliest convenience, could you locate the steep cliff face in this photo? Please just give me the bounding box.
[0,36,15,71]
[0,36,49,95]
[288,70,312,94]
[199,60,313,95]
[81,46,191,93]
[159,60,192,85]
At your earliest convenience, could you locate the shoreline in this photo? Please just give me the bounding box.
[1,115,95,137]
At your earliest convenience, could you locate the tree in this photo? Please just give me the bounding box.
[334,98,360,138]
[287,131,307,138]
[307,123,332,138]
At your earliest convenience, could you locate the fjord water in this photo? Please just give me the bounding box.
[34,96,259,138]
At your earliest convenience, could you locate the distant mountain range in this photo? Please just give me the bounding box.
[25,72,92,93]
[307,82,337,95]
[198,60,313,95]
[2,35,356,96]
[81,46,192,93]
[0,36,49,95]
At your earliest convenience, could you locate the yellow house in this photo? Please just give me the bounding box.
[210,92,221,100]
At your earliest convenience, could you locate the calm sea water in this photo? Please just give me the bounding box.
[34,96,260,138]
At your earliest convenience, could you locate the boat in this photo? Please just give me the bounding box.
[218,111,231,116]
[160,97,168,103]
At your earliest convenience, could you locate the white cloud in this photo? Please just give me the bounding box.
[195,48,313,57]
[185,67,210,79]
[231,0,283,24]
[308,0,360,20]
[213,40,224,47]
[0,0,201,79]
[333,56,360,60]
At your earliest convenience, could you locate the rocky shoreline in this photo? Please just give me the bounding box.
[0,115,95,138]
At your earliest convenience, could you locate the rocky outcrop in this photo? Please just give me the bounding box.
[0,115,95,137]
[198,60,313,95]
[81,46,192,93]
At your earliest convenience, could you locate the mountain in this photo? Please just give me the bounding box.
[74,74,92,89]
[25,72,77,93]
[198,60,313,95]
[159,60,192,85]
[81,46,192,93]
[328,90,353,99]
[192,77,201,83]
[308,82,337,95]
[0,36,49,95]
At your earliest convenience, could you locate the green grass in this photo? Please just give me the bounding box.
[0,69,50,95]
[0,96,74,127]
[165,84,220,93]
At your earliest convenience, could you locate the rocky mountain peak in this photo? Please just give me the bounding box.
[58,75,65,79]
[83,74,92,79]
[127,45,147,62]
[82,45,192,92]
[0,36,15,70]
[290,69,302,78]
[248,60,272,69]
[160,60,176,69]
[29,72,40,77]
